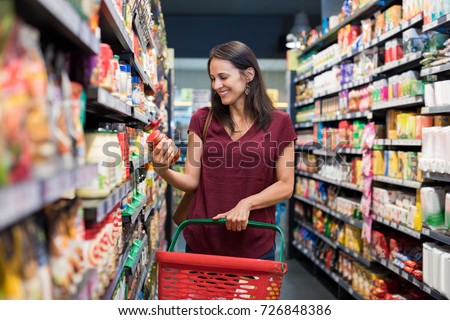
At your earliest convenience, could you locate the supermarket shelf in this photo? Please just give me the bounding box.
[295,71,313,82]
[296,15,423,81]
[296,170,364,193]
[295,144,320,152]
[372,256,448,300]
[294,193,363,229]
[424,171,450,183]
[292,241,341,284]
[119,52,154,90]
[373,139,422,147]
[295,219,337,249]
[82,180,131,223]
[314,77,372,99]
[336,243,372,267]
[130,155,151,169]
[372,96,424,111]
[133,12,149,48]
[421,105,450,115]
[300,0,392,57]
[338,279,365,300]
[313,147,362,156]
[87,87,132,118]
[143,203,155,222]
[421,62,450,77]
[340,148,363,155]
[294,122,314,129]
[17,0,99,54]
[133,251,155,300]
[295,98,315,108]
[375,52,423,74]
[423,13,450,33]
[372,215,421,239]
[102,244,132,300]
[72,269,97,300]
[101,0,133,52]
[123,195,147,225]
[126,235,148,276]
[293,241,365,300]
[312,149,336,157]
[132,109,150,124]
[312,110,372,123]
[340,14,423,64]
[422,227,450,246]
[0,164,97,231]
[373,175,422,189]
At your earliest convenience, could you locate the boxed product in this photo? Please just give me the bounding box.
[384,5,402,32]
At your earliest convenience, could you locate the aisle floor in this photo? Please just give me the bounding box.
[280,257,340,300]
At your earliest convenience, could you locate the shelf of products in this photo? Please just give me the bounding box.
[294,194,363,229]
[1,164,97,230]
[1,0,171,301]
[372,96,424,111]
[301,0,393,56]
[296,219,337,248]
[17,0,99,54]
[420,62,450,77]
[421,227,450,246]
[372,215,421,239]
[101,0,134,52]
[292,240,365,300]
[422,13,450,33]
[371,255,447,300]
[312,111,372,123]
[421,105,450,115]
[296,170,363,194]
[290,1,450,300]
[294,122,314,129]
[373,175,422,189]
[373,139,422,146]
[336,243,372,267]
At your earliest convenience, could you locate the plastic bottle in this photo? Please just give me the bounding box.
[146,130,180,164]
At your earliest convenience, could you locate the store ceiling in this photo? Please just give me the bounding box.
[162,0,322,59]
[162,0,321,16]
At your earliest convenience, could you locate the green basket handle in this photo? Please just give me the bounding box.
[168,218,285,262]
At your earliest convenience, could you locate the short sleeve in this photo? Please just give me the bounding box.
[188,107,211,139]
[274,111,297,157]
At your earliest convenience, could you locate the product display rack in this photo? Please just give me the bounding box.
[289,1,450,300]
[1,0,172,300]
[292,240,365,300]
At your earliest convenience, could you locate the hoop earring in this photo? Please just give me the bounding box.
[245,83,250,95]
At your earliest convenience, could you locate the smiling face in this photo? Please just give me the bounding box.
[209,57,247,108]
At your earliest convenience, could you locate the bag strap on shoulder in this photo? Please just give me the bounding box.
[202,108,213,142]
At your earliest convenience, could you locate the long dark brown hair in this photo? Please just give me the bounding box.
[207,41,275,132]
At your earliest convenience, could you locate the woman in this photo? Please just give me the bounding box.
[152,41,296,260]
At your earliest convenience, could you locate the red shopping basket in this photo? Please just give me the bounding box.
[156,218,288,300]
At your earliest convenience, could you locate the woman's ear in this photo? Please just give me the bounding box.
[245,67,255,82]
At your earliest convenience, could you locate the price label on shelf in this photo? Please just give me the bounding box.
[412,278,421,287]
[401,271,409,279]
[389,265,400,274]
[422,228,431,236]
[381,259,387,267]
[348,287,354,295]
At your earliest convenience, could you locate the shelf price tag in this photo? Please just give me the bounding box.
[422,228,430,236]
[413,278,421,287]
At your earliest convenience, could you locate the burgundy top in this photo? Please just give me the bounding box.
[184,107,297,258]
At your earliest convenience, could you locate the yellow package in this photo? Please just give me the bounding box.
[417,152,423,182]
[414,189,422,231]
[388,151,399,178]
[372,150,385,175]
[406,115,417,139]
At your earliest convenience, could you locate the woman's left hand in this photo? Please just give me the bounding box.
[212,200,251,232]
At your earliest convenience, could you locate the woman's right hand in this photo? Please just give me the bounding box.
[151,136,177,171]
